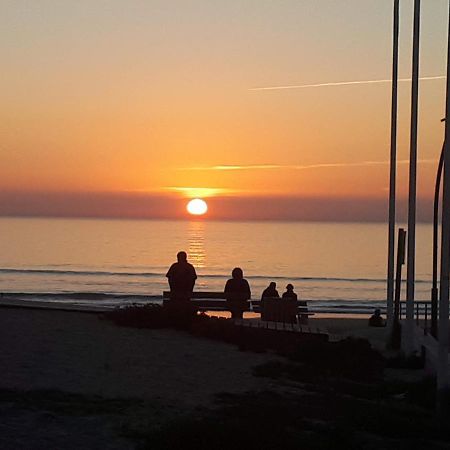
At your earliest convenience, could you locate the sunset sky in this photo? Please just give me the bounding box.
[1,0,449,221]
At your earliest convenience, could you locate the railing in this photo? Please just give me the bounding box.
[308,301,435,333]
[398,301,432,333]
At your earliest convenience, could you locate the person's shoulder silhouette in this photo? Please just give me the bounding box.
[262,282,279,299]
[224,267,251,298]
[166,251,197,293]
[282,283,297,300]
[224,267,251,319]
[369,309,385,327]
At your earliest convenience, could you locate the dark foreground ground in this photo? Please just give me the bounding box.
[1,376,448,450]
[1,307,449,449]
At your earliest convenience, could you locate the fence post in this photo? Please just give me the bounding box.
[416,303,419,325]
[424,303,428,334]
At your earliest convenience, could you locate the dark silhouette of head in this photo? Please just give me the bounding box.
[269,282,276,289]
[177,251,187,263]
[232,267,243,279]
[286,283,294,291]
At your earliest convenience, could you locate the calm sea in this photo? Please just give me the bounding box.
[0,217,434,313]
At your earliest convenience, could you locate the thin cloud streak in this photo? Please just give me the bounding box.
[184,159,438,172]
[249,75,446,91]
[163,186,238,196]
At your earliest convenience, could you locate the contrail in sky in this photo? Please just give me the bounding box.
[249,75,446,91]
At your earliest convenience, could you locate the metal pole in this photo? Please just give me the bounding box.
[387,0,400,329]
[437,0,450,412]
[432,139,445,338]
[405,0,421,354]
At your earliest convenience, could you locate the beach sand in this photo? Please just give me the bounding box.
[0,307,402,448]
[0,308,389,403]
[0,308,280,448]
[0,308,276,406]
[310,317,389,352]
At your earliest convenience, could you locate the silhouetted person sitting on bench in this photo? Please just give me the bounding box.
[166,251,197,303]
[369,309,385,327]
[282,283,298,300]
[260,282,279,321]
[224,267,251,319]
[261,282,279,300]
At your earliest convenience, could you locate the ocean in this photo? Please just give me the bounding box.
[0,217,434,314]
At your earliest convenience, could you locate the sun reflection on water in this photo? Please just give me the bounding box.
[188,221,206,269]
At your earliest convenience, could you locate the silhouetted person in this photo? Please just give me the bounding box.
[166,251,197,301]
[261,282,279,300]
[282,283,297,300]
[369,309,385,327]
[260,282,279,321]
[224,267,251,319]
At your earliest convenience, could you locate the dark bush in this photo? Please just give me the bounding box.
[289,337,385,381]
[142,390,448,450]
[386,352,425,370]
[104,306,383,382]
[104,303,196,330]
[104,305,328,353]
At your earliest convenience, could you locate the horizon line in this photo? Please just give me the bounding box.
[0,213,436,225]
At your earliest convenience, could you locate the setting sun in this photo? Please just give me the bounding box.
[187,198,208,216]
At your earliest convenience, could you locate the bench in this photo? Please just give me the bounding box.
[162,291,313,324]
[163,291,251,320]
[162,291,249,309]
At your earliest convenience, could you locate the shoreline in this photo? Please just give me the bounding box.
[0,294,392,316]
[0,297,385,321]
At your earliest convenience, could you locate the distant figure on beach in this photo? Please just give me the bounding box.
[282,283,298,300]
[166,251,197,299]
[261,282,279,300]
[224,267,251,319]
[369,309,385,327]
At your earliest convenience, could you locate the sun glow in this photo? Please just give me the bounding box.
[187,198,208,216]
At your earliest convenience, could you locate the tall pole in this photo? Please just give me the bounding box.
[387,0,400,330]
[405,0,421,354]
[437,0,450,410]
[432,139,445,338]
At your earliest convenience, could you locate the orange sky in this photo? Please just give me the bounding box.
[1,1,449,220]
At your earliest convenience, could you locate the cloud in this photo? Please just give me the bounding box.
[249,75,446,91]
[183,159,438,172]
[163,186,237,197]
